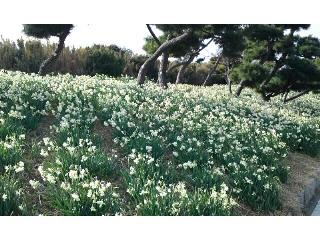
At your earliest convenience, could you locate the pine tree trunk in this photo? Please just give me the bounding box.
[175,55,195,84]
[202,54,222,86]
[259,61,282,89]
[235,80,246,97]
[38,30,69,76]
[228,79,232,94]
[157,51,169,88]
[137,30,192,85]
[225,64,232,94]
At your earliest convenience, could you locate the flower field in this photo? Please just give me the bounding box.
[1,70,320,216]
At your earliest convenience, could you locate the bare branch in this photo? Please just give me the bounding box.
[202,53,222,86]
[167,38,214,73]
[137,30,193,85]
[146,24,161,46]
[284,89,310,103]
[194,38,214,55]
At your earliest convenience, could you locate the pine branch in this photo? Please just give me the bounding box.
[146,24,161,46]
[283,89,310,103]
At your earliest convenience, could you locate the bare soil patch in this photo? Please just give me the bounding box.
[92,119,127,167]
[93,119,117,154]
[24,115,57,215]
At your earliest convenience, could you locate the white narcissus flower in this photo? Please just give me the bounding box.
[40,149,49,157]
[147,157,154,164]
[46,174,56,184]
[68,170,78,180]
[14,161,24,173]
[43,137,50,146]
[29,180,40,189]
[19,134,26,140]
[146,146,152,153]
[2,194,8,201]
[87,189,93,198]
[71,193,80,202]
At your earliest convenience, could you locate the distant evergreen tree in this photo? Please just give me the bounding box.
[85,45,126,76]
[0,37,17,70]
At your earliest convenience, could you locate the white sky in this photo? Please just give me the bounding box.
[1,24,320,59]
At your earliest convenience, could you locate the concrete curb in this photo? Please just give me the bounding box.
[299,169,320,215]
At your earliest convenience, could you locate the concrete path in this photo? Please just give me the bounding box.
[312,200,320,216]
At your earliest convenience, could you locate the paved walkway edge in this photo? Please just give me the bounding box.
[299,169,320,215]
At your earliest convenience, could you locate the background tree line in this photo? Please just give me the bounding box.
[0,37,154,77]
[0,36,228,85]
[2,24,320,102]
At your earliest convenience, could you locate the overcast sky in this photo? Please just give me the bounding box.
[1,24,320,59]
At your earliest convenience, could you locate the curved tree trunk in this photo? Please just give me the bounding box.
[202,54,222,86]
[224,61,232,94]
[157,51,169,88]
[137,30,192,85]
[38,30,69,76]
[175,55,195,84]
[259,58,284,90]
[235,80,246,97]
[228,77,232,94]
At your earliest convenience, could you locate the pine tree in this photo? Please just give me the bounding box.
[232,24,320,101]
[23,24,74,75]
